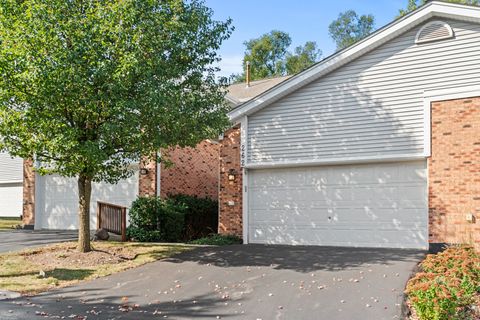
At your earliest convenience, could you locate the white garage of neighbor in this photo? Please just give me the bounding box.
[0,152,23,218]
[35,172,139,230]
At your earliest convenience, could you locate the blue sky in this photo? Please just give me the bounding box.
[205,0,408,77]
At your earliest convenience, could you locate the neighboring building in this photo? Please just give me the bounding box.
[218,2,480,249]
[0,152,23,218]
[15,77,285,229]
[20,141,221,230]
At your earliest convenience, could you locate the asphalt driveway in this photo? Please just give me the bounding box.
[0,230,77,253]
[0,245,424,320]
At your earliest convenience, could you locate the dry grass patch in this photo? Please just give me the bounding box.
[0,241,192,295]
[0,217,21,230]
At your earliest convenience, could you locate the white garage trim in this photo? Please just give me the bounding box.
[242,168,249,244]
[240,116,249,243]
[244,153,427,170]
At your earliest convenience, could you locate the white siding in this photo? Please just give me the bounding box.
[248,161,428,249]
[0,152,23,182]
[248,19,480,164]
[36,173,138,230]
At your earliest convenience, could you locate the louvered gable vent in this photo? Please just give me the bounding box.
[416,21,454,44]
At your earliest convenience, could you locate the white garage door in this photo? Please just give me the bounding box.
[248,161,428,249]
[0,183,23,217]
[36,173,139,230]
[0,152,23,217]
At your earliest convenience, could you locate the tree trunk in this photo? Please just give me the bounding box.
[78,174,92,253]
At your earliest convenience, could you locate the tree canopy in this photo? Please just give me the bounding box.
[328,10,375,50]
[398,0,479,17]
[285,41,322,75]
[241,30,292,80]
[0,0,232,252]
[235,31,321,82]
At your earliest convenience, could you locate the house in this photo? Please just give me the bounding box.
[17,143,220,230]
[218,1,480,249]
[9,77,285,229]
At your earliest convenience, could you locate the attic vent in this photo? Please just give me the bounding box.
[415,21,454,44]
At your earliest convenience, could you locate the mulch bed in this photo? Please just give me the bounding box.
[22,243,137,268]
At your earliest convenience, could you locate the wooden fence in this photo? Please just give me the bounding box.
[96,201,127,241]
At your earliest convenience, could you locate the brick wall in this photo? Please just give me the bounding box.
[138,157,157,197]
[22,159,35,226]
[429,96,480,247]
[218,126,243,237]
[160,140,220,199]
[137,141,220,199]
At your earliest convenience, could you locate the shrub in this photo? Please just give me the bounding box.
[189,234,242,246]
[127,194,218,242]
[127,197,186,242]
[168,194,218,241]
[405,246,480,320]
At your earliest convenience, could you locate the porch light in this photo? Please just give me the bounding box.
[140,168,149,175]
[228,169,237,181]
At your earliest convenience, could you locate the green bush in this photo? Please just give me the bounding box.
[168,194,218,241]
[189,234,242,246]
[126,227,161,242]
[127,196,186,242]
[405,246,480,320]
[127,194,218,242]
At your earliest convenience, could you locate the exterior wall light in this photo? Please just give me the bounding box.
[228,169,237,181]
[140,168,149,175]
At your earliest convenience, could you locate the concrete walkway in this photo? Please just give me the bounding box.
[0,245,424,320]
[0,230,77,253]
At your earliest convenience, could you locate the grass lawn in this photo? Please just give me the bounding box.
[0,217,21,230]
[0,241,192,295]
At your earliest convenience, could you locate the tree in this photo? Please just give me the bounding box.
[234,31,321,82]
[241,30,292,81]
[0,0,232,252]
[285,41,322,74]
[398,0,479,17]
[328,10,375,50]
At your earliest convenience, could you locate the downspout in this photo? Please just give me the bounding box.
[156,151,161,197]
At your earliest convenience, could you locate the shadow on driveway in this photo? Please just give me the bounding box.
[165,244,425,272]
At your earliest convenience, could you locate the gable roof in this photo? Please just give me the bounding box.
[228,1,480,122]
[226,76,290,106]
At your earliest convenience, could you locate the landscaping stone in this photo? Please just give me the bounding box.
[95,228,109,241]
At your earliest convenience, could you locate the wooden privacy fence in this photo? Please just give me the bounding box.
[97,201,127,241]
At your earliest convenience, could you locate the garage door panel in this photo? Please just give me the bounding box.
[249,225,426,248]
[251,208,427,226]
[248,161,428,249]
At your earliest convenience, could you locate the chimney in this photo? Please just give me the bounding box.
[246,61,251,88]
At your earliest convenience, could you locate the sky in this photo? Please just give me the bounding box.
[205,0,409,78]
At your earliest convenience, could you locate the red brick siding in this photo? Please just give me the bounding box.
[137,141,220,199]
[22,159,35,226]
[160,140,220,199]
[429,96,480,247]
[218,126,242,237]
[138,157,157,197]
